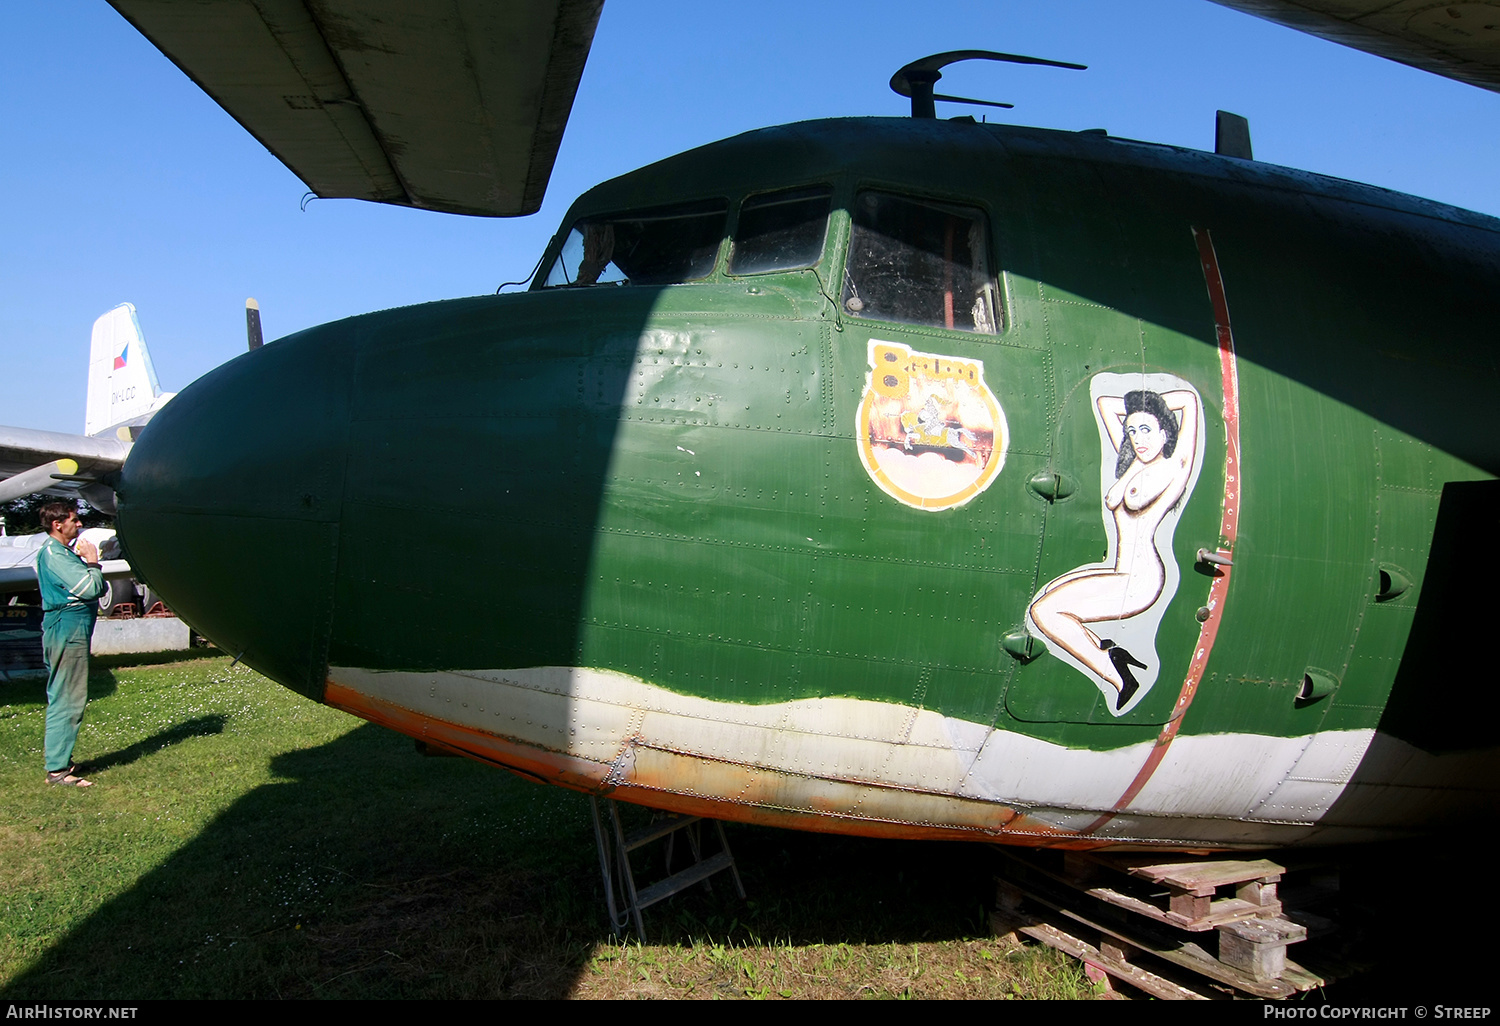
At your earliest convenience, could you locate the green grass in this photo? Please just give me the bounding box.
[0,655,1090,999]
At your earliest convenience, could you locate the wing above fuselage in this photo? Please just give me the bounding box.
[105,0,1498,225]
[106,0,604,217]
[1214,0,1500,94]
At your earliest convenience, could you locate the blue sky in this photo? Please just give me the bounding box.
[3,0,1498,433]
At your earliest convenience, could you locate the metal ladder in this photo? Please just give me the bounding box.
[589,797,745,939]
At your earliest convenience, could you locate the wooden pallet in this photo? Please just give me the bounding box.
[1061,851,1288,931]
[991,848,1324,999]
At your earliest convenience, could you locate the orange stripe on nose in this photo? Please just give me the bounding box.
[324,680,1085,845]
[323,680,611,794]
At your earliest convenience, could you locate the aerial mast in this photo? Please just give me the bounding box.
[889,49,1086,118]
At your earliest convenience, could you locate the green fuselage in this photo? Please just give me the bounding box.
[116,118,1500,846]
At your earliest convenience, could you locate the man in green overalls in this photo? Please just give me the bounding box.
[35,501,105,787]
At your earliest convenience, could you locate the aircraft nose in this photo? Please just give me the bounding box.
[116,327,352,701]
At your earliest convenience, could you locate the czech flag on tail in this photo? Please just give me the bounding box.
[87,303,164,437]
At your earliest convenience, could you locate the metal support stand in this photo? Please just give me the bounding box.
[589,797,745,940]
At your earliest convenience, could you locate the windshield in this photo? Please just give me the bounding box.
[841,191,998,334]
[541,199,728,288]
[728,185,832,275]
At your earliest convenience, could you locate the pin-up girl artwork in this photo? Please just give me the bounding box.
[1025,372,1205,715]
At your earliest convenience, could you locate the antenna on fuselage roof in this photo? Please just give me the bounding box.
[890,50,1086,119]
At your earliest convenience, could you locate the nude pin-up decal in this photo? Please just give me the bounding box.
[858,340,1007,511]
[1026,372,1205,715]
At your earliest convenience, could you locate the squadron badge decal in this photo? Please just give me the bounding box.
[857,340,1007,511]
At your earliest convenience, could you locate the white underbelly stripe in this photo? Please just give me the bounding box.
[329,664,1384,844]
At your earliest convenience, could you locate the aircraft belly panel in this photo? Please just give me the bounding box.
[323,663,1418,847]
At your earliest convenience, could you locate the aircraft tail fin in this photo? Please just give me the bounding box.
[85,303,164,437]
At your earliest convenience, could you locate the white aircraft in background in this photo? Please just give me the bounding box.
[0,303,175,515]
[1,300,261,606]
[1,302,194,609]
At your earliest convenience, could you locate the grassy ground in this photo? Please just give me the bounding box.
[0,655,1092,999]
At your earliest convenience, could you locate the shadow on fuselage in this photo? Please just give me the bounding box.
[117,283,674,701]
[993,134,1500,476]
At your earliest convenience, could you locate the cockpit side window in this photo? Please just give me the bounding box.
[728,185,832,276]
[541,198,728,288]
[841,191,1000,334]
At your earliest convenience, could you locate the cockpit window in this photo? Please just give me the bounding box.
[841,191,999,334]
[728,185,832,275]
[541,198,729,288]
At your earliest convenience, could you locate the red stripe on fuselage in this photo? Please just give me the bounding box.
[1081,227,1242,835]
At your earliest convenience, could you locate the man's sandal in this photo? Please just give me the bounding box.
[45,769,93,787]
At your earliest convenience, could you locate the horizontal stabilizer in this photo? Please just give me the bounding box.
[0,425,130,468]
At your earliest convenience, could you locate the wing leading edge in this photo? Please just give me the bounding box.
[108,0,1498,224]
[1214,0,1500,94]
[108,0,604,217]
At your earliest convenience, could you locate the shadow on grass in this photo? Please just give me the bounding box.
[94,647,221,672]
[0,668,118,708]
[83,714,226,774]
[2,722,1001,999]
[0,647,217,711]
[0,679,46,708]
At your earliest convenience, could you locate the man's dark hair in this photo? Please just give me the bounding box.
[37,500,78,533]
